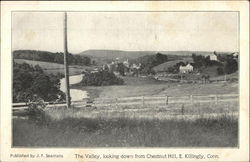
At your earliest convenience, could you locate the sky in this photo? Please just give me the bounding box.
[12,12,239,54]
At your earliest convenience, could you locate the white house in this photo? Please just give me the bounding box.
[209,52,218,61]
[179,64,193,73]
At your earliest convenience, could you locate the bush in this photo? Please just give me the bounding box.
[27,96,47,122]
[81,70,124,86]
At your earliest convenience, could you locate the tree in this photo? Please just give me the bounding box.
[224,56,238,74]
[80,70,124,86]
[13,63,64,102]
[116,63,125,76]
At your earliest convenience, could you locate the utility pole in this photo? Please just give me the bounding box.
[64,12,71,108]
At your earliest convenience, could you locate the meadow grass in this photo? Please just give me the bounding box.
[73,79,238,99]
[13,104,238,147]
[43,102,238,121]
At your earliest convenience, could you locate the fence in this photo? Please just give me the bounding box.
[13,94,238,110]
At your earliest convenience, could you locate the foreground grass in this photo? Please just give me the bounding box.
[13,113,238,147]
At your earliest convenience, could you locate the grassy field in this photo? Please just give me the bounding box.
[13,74,238,147]
[12,52,239,147]
[211,71,239,81]
[72,76,238,99]
[13,110,238,147]
[46,102,238,120]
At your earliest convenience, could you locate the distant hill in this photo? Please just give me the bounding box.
[79,50,156,59]
[13,49,235,67]
[78,50,234,65]
[79,50,233,58]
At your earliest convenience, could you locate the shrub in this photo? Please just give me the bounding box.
[27,95,48,122]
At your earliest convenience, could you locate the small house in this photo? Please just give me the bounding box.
[209,52,218,61]
[179,64,193,73]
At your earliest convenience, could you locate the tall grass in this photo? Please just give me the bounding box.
[13,107,238,147]
[43,102,238,121]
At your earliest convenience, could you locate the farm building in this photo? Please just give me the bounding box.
[209,52,218,61]
[179,63,193,73]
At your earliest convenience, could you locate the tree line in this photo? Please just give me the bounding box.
[13,50,91,66]
[191,53,238,75]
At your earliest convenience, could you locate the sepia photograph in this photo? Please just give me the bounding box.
[1,1,249,162]
[12,11,240,148]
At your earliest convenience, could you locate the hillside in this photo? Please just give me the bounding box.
[153,57,193,72]
[79,50,156,59]
[14,59,91,75]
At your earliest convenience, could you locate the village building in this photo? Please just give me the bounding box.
[179,63,193,73]
[115,57,120,64]
[102,58,142,76]
[209,51,218,61]
[131,63,141,70]
[232,52,239,59]
[123,59,130,68]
